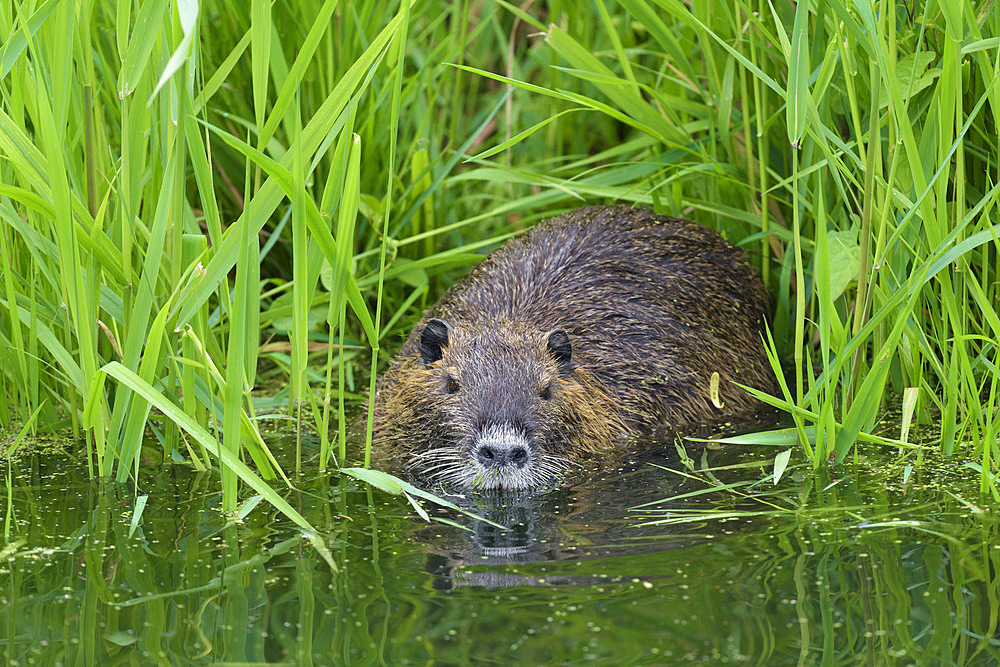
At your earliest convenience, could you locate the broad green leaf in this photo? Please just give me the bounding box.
[938,0,964,40]
[826,229,862,301]
[237,495,265,520]
[773,449,792,485]
[340,466,404,494]
[128,495,148,538]
[104,631,138,647]
[879,52,939,108]
[900,387,919,444]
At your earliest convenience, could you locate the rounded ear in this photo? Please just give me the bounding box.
[419,318,453,366]
[543,329,572,368]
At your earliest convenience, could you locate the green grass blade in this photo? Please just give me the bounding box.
[101,361,315,532]
[117,0,170,98]
[785,0,810,145]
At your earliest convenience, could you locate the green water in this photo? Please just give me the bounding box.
[2,437,998,665]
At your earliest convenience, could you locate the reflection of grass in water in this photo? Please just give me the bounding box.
[631,445,1000,664]
[2,450,999,664]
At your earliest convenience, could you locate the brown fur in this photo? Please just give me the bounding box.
[373,205,778,488]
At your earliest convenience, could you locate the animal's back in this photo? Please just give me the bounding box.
[423,205,776,428]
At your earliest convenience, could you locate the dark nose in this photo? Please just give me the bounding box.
[476,441,529,469]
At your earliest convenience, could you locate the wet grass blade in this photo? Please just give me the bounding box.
[127,495,148,539]
[340,468,505,529]
[101,362,315,531]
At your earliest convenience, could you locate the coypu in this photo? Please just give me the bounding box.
[374,205,778,490]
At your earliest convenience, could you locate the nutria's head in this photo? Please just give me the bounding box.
[376,319,624,491]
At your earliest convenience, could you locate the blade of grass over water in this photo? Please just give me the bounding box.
[100,362,313,531]
[4,401,44,538]
[0,0,998,525]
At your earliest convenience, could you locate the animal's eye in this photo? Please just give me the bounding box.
[446,376,459,394]
[540,384,552,400]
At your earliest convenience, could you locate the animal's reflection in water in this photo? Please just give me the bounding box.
[409,442,731,590]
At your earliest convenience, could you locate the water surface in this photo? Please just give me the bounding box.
[2,433,998,665]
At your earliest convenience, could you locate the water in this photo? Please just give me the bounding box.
[2,433,998,665]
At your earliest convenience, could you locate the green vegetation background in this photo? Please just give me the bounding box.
[1,0,998,508]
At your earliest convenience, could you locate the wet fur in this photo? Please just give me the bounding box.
[373,205,778,486]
